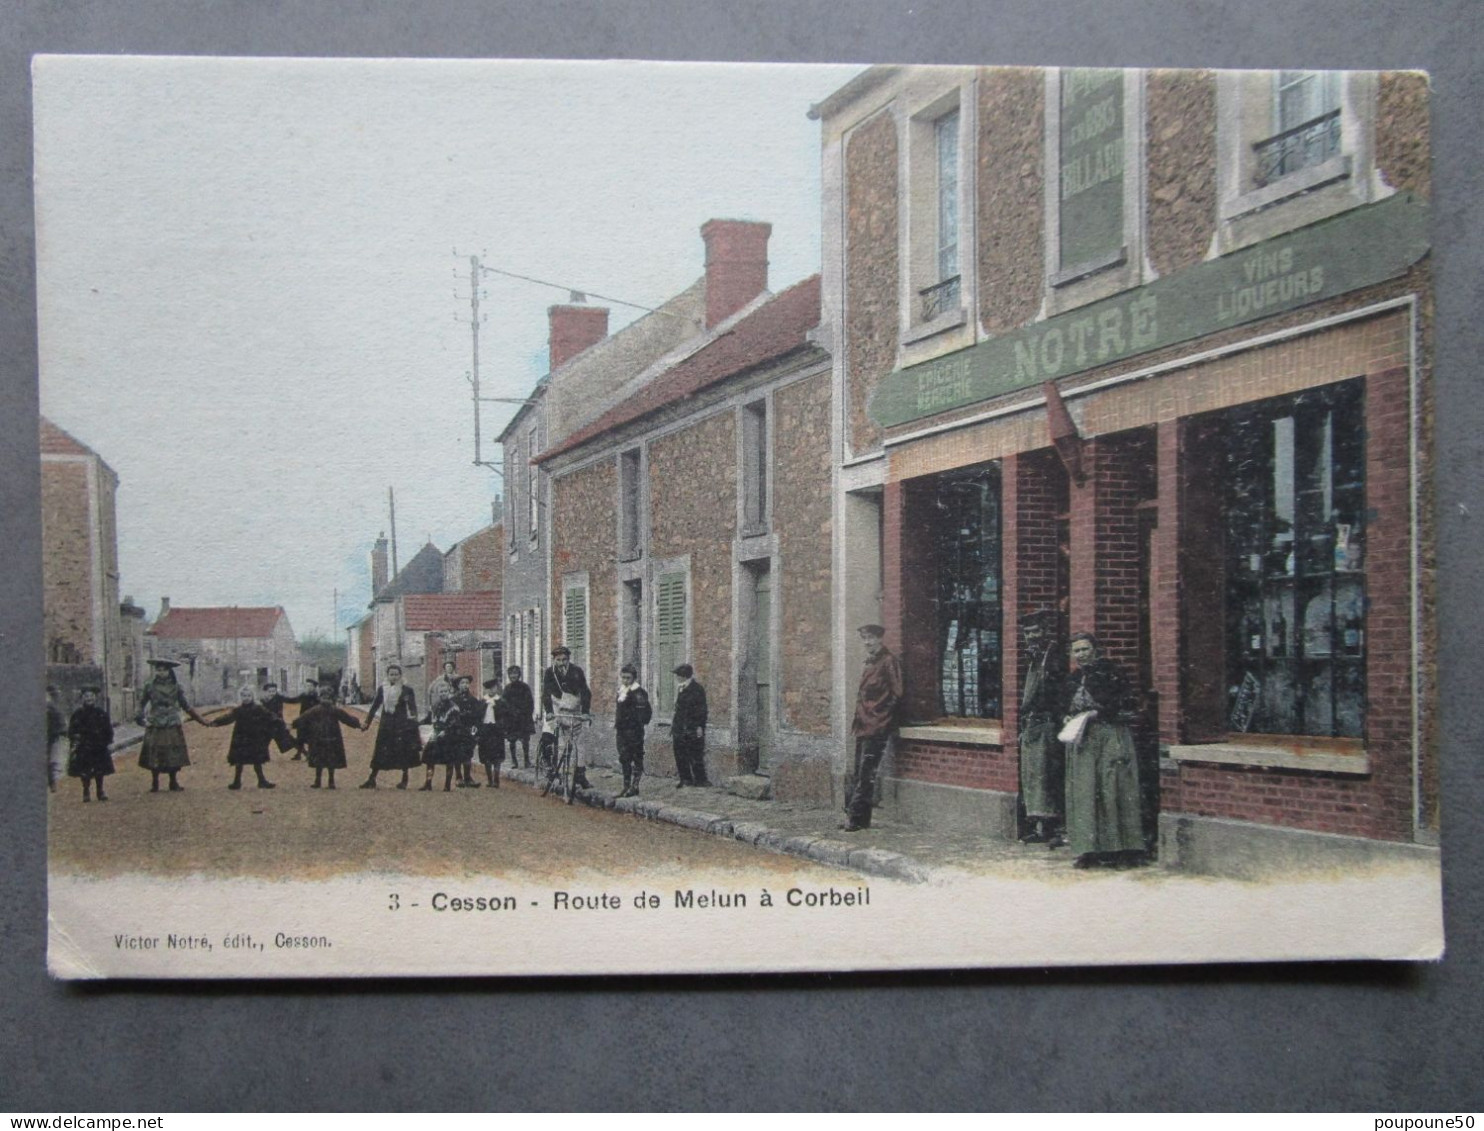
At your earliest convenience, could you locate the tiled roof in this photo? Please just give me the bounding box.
[149,606,286,640]
[535,274,822,464]
[40,418,95,457]
[403,592,501,631]
[373,542,444,602]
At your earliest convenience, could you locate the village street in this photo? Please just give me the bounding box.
[47,705,849,885]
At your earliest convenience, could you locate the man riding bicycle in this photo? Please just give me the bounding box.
[541,645,593,790]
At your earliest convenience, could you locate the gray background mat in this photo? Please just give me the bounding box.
[3,0,1481,1111]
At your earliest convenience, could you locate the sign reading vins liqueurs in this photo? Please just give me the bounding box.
[868,193,1430,429]
[1059,68,1125,272]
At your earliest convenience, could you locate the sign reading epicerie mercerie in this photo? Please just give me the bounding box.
[869,193,1429,429]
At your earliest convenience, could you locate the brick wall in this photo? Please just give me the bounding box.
[772,372,833,735]
[1067,431,1150,672]
[844,109,898,458]
[41,460,94,666]
[1145,69,1217,278]
[446,524,504,593]
[976,67,1043,335]
[550,460,617,678]
[1001,449,1066,743]
[648,413,737,721]
[893,739,1017,792]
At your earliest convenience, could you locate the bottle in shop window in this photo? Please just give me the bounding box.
[1247,613,1263,656]
[1271,609,1287,657]
[1342,602,1363,656]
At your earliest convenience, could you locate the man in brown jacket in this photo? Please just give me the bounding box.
[841,624,903,832]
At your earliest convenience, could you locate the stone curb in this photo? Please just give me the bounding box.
[502,767,931,884]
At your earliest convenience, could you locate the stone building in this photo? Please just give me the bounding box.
[146,602,308,706]
[40,418,127,714]
[405,592,503,693]
[812,65,1433,873]
[443,512,504,595]
[535,227,835,796]
[366,540,445,688]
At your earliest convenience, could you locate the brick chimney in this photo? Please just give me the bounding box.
[548,305,609,370]
[159,596,170,618]
[701,218,771,329]
[371,534,389,595]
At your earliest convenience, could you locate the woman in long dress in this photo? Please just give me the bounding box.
[358,664,422,789]
[1061,633,1147,869]
[208,687,279,790]
[136,659,208,792]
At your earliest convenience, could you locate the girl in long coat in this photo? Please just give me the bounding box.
[67,687,115,802]
[291,685,360,790]
[358,664,422,789]
[137,660,208,792]
[1061,633,1147,868]
[448,676,483,789]
[208,687,278,790]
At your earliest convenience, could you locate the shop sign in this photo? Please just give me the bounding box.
[869,193,1430,429]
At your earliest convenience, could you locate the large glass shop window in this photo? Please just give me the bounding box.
[1223,379,1365,738]
[934,464,1003,719]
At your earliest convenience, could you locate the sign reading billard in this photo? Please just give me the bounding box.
[869,193,1430,429]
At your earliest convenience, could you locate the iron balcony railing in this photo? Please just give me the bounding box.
[1252,108,1341,188]
[919,275,961,322]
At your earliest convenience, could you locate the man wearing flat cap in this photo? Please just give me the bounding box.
[670,663,709,788]
[542,645,593,789]
[842,624,902,832]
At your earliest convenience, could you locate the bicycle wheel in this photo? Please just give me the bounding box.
[559,739,575,805]
[538,745,558,797]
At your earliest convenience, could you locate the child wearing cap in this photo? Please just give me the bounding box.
[67,687,115,802]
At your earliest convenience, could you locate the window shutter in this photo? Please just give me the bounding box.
[564,587,588,670]
[654,572,687,716]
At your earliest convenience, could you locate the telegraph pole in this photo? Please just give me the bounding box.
[388,486,399,578]
[469,255,482,467]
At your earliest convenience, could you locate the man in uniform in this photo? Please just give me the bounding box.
[841,624,902,832]
[541,645,593,789]
[670,663,709,788]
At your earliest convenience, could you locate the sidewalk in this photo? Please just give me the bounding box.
[502,762,1082,885]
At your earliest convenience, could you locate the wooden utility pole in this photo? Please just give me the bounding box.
[388,486,399,577]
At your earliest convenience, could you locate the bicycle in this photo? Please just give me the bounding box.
[540,710,589,804]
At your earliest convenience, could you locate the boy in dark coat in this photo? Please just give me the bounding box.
[67,687,115,802]
[670,663,709,788]
[614,663,652,798]
[208,687,278,790]
[497,665,536,769]
[476,678,505,788]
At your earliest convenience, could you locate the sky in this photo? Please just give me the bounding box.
[34,55,858,642]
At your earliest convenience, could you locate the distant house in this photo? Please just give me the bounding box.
[367,540,445,687]
[443,513,504,595]
[41,418,129,714]
[146,602,308,705]
[403,592,503,696]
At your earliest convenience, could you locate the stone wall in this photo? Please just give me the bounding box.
[976,67,1044,335]
[844,109,898,458]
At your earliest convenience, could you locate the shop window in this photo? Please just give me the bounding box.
[619,448,642,560]
[653,570,688,718]
[1221,379,1365,738]
[933,463,1003,719]
[741,399,769,535]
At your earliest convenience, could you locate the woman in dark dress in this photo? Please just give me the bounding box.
[291,684,359,790]
[207,687,279,790]
[476,678,505,788]
[1061,633,1147,869]
[497,665,536,769]
[137,659,208,792]
[447,675,482,789]
[67,687,115,802]
[358,664,422,790]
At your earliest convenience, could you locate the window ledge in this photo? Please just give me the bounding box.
[1168,742,1369,775]
[1221,154,1353,222]
[1050,246,1128,289]
[899,722,1003,747]
[903,306,967,346]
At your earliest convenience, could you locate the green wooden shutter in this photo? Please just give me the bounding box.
[654,571,687,716]
[564,586,588,671]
